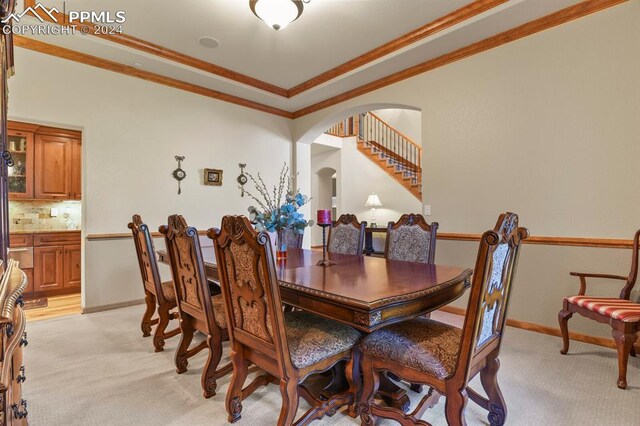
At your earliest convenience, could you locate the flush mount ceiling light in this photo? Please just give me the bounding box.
[249,0,309,31]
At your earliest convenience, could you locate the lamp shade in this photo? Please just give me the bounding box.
[250,0,304,31]
[365,194,382,207]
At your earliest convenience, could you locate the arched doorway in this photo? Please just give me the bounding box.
[298,103,423,250]
[311,166,337,246]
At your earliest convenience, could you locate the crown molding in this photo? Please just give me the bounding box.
[22,0,289,97]
[22,0,507,98]
[291,0,627,118]
[286,0,508,97]
[14,0,626,120]
[13,35,294,118]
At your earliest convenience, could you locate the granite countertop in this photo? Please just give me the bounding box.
[10,229,81,235]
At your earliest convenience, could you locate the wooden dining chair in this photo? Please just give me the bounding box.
[385,213,438,264]
[209,215,362,425]
[159,215,232,398]
[327,214,367,256]
[559,228,640,389]
[283,227,304,249]
[359,212,528,426]
[128,214,180,352]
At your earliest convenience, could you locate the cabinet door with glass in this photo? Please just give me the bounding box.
[7,129,34,199]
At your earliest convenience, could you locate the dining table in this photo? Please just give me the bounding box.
[157,246,472,411]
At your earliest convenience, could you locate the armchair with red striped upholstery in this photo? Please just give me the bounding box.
[559,229,640,389]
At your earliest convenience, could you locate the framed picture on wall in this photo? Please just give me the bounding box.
[204,168,223,186]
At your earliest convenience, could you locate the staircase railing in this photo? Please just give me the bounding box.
[358,112,422,176]
[324,116,359,137]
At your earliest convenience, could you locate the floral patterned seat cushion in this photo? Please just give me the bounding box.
[285,311,362,369]
[386,225,432,263]
[328,224,362,255]
[160,281,176,302]
[211,294,227,329]
[361,318,462,379]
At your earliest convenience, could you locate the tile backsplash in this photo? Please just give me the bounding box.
[10,200,81,231]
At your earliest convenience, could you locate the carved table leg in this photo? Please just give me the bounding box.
[378,372,410,412]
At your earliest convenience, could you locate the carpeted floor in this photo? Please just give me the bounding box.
[22,306,640,425]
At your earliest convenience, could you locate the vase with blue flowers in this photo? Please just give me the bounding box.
[242,163,313,260]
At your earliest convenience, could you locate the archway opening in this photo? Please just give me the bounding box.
[303,104,424,251]
[311,166,337,246]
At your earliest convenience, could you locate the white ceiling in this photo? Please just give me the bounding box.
[17,0,597,114]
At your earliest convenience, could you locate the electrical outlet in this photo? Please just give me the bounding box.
[423,205,431,216]
[50,208,58,217]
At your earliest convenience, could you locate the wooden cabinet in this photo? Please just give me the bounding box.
[71,140,82,200]
[34,135,73,199]
[7,128,35,200]
[34,246,64,292]
[8,235,33,248]
[11,231,80,297]
[63,244,81,288]
[8,121,82,201]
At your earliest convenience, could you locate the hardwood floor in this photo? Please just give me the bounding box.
[25,293,82,322]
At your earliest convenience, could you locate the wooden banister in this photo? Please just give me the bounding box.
[367,111,422,151]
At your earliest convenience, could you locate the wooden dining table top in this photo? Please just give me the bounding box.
[157,247,472,333]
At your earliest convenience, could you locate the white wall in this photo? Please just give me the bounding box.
[8,49,293,309]
[295,1,640,337]
[371,108,422,145]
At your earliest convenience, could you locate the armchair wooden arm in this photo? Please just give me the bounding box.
[570,272,630,296]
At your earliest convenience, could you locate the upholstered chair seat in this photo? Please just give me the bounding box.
[359,213,529,426]
[160,281,176,302]
[559,229,640,389]
[211,215,360,424]
[361,318,461,379]
[564,296,640,322]
[285,311,362,368]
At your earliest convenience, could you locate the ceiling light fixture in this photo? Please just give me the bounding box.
[249,0,309,31]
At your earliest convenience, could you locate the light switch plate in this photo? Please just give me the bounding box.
[50,208,58,217]
[423,205,431,216]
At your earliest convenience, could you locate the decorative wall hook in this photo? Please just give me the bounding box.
[237,163,248,197]
[172,155,186,195]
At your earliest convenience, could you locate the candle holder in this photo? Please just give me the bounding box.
[316,223,335,267]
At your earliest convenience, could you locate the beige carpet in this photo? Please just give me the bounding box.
[23,306,640,425]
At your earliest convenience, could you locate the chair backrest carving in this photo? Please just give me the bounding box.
[128,214,166,304]
[384,214,438,264]
[327,214,366,256]
[210,216,293,369]
[454,212,528,385]
[160,215,219,335]
[620,229,640,300]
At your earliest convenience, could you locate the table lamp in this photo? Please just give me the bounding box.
[365,193,382,227]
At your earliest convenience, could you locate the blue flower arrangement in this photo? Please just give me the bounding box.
[242,164,313,237]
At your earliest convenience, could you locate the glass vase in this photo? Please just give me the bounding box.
[276,229,287,260]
